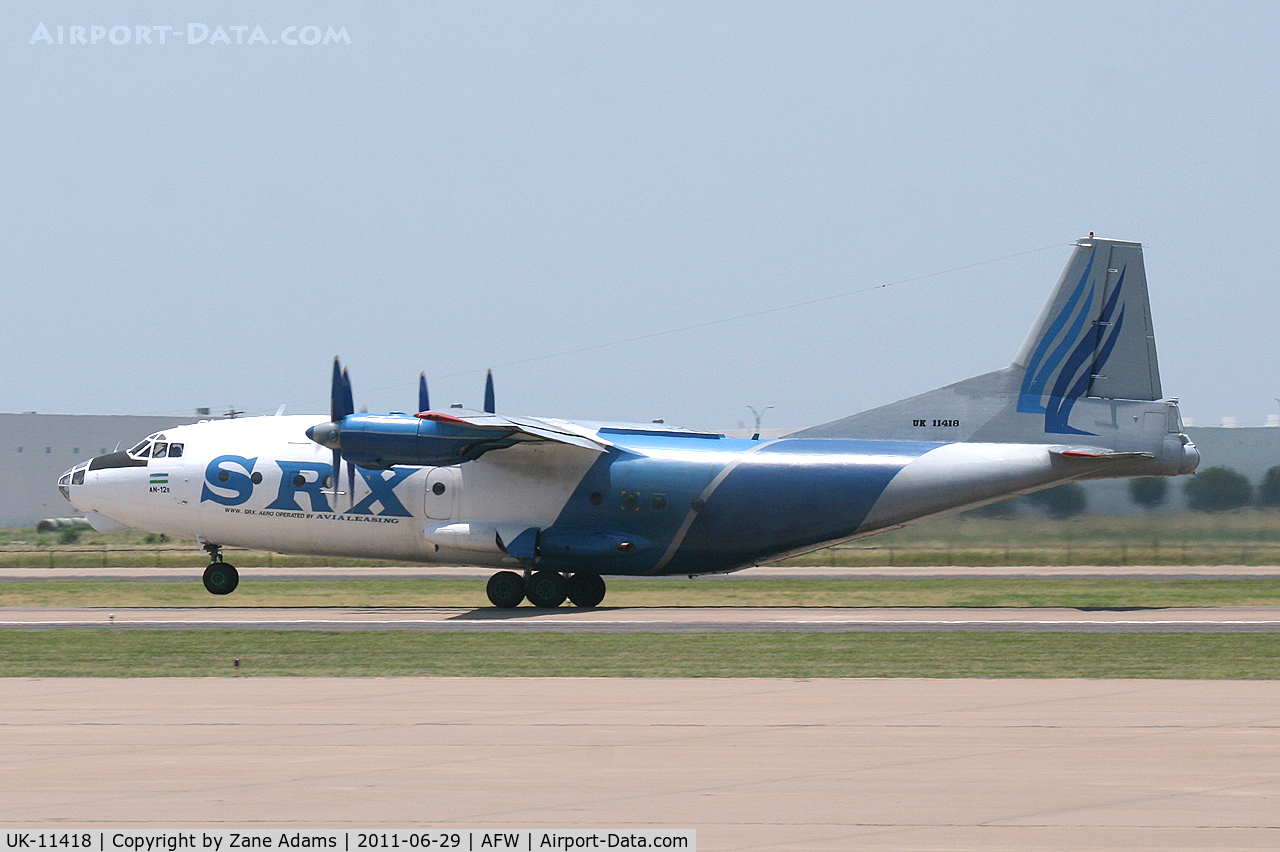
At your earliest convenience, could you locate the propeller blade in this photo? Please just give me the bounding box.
[341,367,355,420]
[330,358,343,422]
[323,358,358,507]
[418,372,430,413]
[330,357,355,422]
[483,369,495,414]
[331,447,341,496]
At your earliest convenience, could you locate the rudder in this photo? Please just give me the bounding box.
[1014,237,1161,434]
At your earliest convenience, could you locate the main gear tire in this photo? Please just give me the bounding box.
[525,570,568,608]
[566,573,607,608]
[486,570,526,609]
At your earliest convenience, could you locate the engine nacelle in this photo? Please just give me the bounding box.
[308,412,518,469]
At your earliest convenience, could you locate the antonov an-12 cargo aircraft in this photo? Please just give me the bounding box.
[60,236,1199,608]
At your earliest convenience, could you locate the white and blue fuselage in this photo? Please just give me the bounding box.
[61,410,1191,576]
[59,237,1201,606]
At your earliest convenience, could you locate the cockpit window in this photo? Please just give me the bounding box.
[72,468,85,485]
[124,434,179,462]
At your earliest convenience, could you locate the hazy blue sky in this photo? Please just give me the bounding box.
[4,2,1277,430]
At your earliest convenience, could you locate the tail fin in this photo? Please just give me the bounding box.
[1014,237,1160,428]
[793,236,1195,473]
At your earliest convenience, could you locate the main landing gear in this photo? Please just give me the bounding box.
[201,542,239,596]
[486,570,607,609]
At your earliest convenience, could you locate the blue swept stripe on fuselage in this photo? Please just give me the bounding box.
[538,434,941,576]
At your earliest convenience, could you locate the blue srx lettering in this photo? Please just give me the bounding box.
[267,460,333,513]
[200,457,418,516]
[347,467,415,517]
[200,455,258,506]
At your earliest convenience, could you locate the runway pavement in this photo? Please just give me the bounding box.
[5,565,1280,633]
[4,604,1280,632]
[2,678,1278,850]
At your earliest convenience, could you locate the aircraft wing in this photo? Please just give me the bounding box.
[419,411,614,454]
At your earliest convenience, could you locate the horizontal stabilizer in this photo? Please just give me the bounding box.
[1049,447,1154,461]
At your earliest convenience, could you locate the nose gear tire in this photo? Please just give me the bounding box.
[202,562,239,595]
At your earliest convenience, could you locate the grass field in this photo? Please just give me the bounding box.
[5,515,1280,679]
[6,511,1280,568]
[1,630,1278,679]
[2,574,1280,678]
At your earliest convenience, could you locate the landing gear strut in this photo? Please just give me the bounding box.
[483,569,608,608]
[201,542,239,596]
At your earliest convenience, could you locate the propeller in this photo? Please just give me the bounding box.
[313,357,358,506]
[307,362,502,500]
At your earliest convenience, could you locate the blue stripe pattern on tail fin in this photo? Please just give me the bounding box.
[1018,248,1095,414]
[1019,256,1129,436]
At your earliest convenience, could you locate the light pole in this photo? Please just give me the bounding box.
[746,405,774,434]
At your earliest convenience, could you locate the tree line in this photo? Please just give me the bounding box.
[971,465,1280,519]
[1135,464,1280,513]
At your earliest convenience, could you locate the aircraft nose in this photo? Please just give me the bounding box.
[57,461,92,504]
[57,466,74,502]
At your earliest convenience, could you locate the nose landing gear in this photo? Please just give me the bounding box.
[201,542,239,596]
